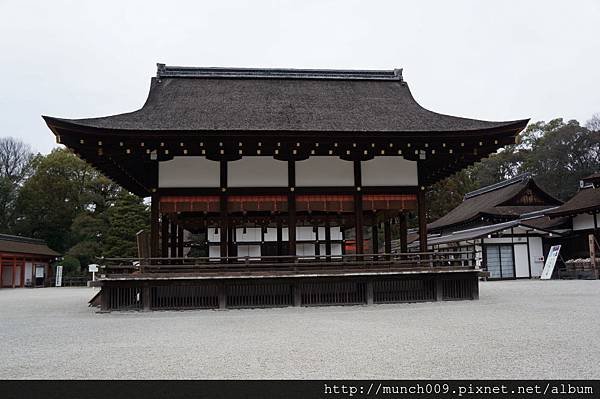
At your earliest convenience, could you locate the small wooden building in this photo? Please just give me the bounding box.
[0,234,59,288]
[419,174,568,279]
[43,65,528,310]
[546,173,600,278]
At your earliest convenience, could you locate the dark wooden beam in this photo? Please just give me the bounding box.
[288,161,296,256]
[372,221,379,256]
[354,161,364,255]
[220,160,228,260]
[177,224,184,258]
[150,193,160,258]
[384,220,392,255]
[161,213,169,257]
[399,212,408,253]
[169,221,177,258]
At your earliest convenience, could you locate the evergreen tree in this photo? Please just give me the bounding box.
[102,191,149,258]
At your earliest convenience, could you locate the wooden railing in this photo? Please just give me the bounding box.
[97,251,478,277]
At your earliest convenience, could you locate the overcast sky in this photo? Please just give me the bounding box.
[1,0,599,154]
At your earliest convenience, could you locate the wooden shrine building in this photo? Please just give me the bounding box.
[43,65,528,310]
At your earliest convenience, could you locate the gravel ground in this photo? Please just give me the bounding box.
[0,280,599,379]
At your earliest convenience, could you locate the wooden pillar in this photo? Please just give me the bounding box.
[0,254,3,288]
[288,161,296,256]
[435,276,443,301]
[161,214,169,258]
[142,284,151,311]
[371,221,379,255]
[314,225,320,258]
[218,283,227,309]
[354,161,364,256]
[293,283,302,307]
[150,193,160,258]
[20,256,25,287]
[384,220,392,255]
[228,223,237,260]
[589,233,597,279]
[276,217,283,256]
[12,256,16,288]
[169,221,177,258]
[366,280,374,305]
[399,212,408,253]
[325,217,332,261]
[177,225,184,258]
[417,187,427,252]
[220,160,228,261]
[526,232,532,278]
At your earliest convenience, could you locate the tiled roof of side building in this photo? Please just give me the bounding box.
[546,186,600,218]
[0,234,60,257]
[428,174,562,232]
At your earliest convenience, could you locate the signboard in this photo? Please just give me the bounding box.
[35,266,45,278]
[540,245,561,280]
[88,264,99,273]
[55,265,63,287]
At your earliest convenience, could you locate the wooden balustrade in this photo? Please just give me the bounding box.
[97,251,478,278]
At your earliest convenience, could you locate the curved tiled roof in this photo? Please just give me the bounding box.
[44,65,527,134]
[0,234,60,257]
[546,186,600,217]
[428,175,562,232]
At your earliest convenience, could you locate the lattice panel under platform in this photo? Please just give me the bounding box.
[300,281,366,306]
[152,285,219,310]
[103,286,143,311]
[226,282,293,308]
[442,278,474,300]
[373,278,435,303]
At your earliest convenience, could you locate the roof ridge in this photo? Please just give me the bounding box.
[464,172,532,200]
[0,233,48,245]
[156,64,404,81]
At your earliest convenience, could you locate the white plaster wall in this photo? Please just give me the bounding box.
[295,157,354,187]
[573,213,596,231]
[297,226,316,241]
[514,244,530,278]
[297,243,316,257]
[208,228,221,243]
[528,236,545,277]
[236,227,262,242]
[158,157,220,188]
[361,157,418,186]
[209,246,221,259]
[25,262,33,285]
[228,157,288,187]
[237,245,261,259]
[2,266,12,287]
[264,228,277,241]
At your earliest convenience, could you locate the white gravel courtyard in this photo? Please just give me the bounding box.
[0,280,599,379]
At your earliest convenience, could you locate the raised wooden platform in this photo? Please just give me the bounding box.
[93,252,481,311]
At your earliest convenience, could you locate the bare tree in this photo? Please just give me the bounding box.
[586,113,600,132]
[0,137,33,183]
[0,137,33,233]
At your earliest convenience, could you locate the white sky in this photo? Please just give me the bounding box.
[1,0,599,154]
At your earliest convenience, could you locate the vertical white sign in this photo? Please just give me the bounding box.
[55,265,63,287]
[540,245,561,280]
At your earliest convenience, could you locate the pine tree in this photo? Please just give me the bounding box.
[102,191,149,258]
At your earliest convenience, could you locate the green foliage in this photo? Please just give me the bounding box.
[426,169,478,222]
[56,255,81,277]
[102,191,149,258]
[427,116,599,221]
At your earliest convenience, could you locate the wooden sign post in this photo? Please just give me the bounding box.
[590,234,598,280]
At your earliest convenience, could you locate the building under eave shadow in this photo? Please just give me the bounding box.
[407,174,571,280]
[43,64,529,310]
[0,234,60,288]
